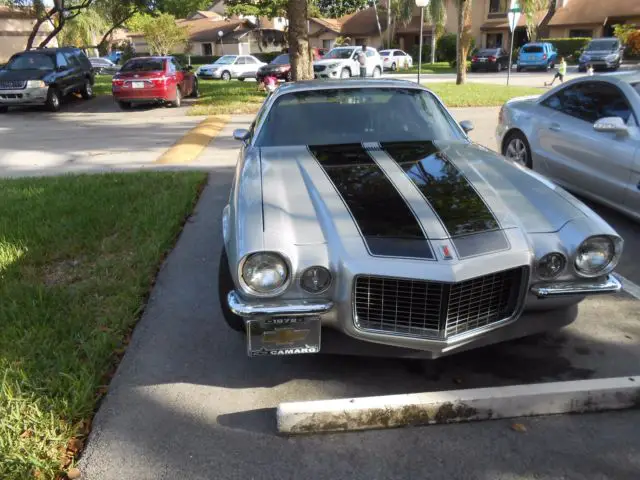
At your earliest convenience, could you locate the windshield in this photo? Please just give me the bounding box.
[379,50,391,56]
[323,48,355,59]
[477,49,499,56]
[587,40,619,51]
[522,46,543,53]
[256,88,461,147]
[121,58,164,72]
[215,55,237,64]
[6,53,55,70]
[272,54,290,65]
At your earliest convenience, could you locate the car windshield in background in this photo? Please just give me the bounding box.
[6,53,54,70]
[121,59,164,72]
[256,88,461,147]
[477,49,499,56]
[379,50,391,56]
[587,40,618,51]
[522,46,543,53]
[272,54,290,65]
[324,48,355,59]
[215,56,237,64]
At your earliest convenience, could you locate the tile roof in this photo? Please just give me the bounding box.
[549,0,640,26]
[481,10,547,31]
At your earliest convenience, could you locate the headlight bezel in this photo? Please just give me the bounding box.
[238,251,291,297]
[573,235,621,278]
[537,252,567,280]
[327,62,341,70]
[26,79,46,88]
[299,266,332,294]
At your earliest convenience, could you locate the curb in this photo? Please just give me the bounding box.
[277,376,640,434]
[155,114,230,164]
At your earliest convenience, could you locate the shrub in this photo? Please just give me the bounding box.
[628,30,640,55]
[437,33,457,64]
[409,43,433,64]
[541,37,590,57]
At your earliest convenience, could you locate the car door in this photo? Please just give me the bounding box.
[64,50,85,91]
[394,50,406,68]
[622,115,640,216]
[536,81,635,206]
[55,52,74,94]
[243,56,261,77]
[233,56,246,77]
[365,49,377,75]
[170,57,189,94]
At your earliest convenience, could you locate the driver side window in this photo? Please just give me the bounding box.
[56,53,68,68]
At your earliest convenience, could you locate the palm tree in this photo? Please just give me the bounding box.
[454,0,472,85]
[57,8,107,55]
[519,0,549,42]
[426,0,446,63]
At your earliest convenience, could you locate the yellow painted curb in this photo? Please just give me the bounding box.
[155,114,230,164]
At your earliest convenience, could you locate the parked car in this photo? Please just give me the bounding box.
[313,46,383,79]
[470,48,510,72]
[517,42,557,71]
[497,72,640,222]
[0,47,94,113]
[111,56,198,110]
[257,51,326,83]
[89,57,120,75]
[579,37,623,72]
[379,49,413,71]
[219,79,622,359]
[197,55,266,81]
[105,50,122,64]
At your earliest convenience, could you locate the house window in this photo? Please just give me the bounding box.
[486,33,503,48]
[202,43,213,55]
[569,29,592,38]
[488,0,508,16]
[322,39,333,49]
[355,37,367,46]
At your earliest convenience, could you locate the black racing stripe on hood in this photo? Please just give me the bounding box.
[381,141,500,238]
[309,143,434,259]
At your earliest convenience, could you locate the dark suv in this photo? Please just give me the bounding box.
[0,47,95,113]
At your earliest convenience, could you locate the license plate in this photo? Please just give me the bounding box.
[247,316,321,357]
[131,81,145,89]
[479,58,487,62]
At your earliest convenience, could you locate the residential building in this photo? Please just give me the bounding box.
[0,6,57,63]
[547,0,640,38]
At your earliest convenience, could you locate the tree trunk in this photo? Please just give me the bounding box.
[26,16,47,50]
[287,0,312,81]
[456,0,469,85]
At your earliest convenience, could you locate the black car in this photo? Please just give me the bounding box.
[256,54,292,83]
[470,48,510,72]
[0,47,95,113]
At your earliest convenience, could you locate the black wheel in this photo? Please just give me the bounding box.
[340,68,350,79]
[0,106,8,113]
[496,62,502,72]
[118,101,131,110]
[218,248,245,332]
[391,62,397,71]
[45,87,61,112]
[170,87,181,108]
[502,131,532,169]
[80,79,93,99]
[238,77,246,82]
[190,79,199,98]
[221,70,231,81]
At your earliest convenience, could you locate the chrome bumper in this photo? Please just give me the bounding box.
[227,290,333,318]
[531,274,621,298]
[0,86,48,105]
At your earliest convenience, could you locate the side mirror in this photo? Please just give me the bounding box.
[459,120,474,134]
[233,128,250,141]
[593,117,628,136]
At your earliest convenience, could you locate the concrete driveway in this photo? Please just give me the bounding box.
[0,95,204,177]
[79,114,640,480]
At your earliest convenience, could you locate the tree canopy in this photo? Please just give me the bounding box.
[152,0,212,19]
[316,0,368,18]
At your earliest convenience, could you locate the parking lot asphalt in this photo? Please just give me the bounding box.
[80,162,640,480]
[0,95,205,177]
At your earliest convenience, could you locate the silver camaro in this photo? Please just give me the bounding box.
[219,79,623,359]
[497,72,640,222]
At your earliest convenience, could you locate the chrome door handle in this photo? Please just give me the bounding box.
[549,123,561,132]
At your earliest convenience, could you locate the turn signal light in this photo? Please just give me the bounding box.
[488,56,497,62]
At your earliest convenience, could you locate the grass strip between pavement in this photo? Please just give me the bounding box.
[155,115,230,164]
[0,172,207,480]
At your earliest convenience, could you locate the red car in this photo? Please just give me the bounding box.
[256,50,325,83]
[111,56,198,110]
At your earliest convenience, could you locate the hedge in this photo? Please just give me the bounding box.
[541,37,591,57]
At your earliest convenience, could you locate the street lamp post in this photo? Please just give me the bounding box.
[218,30,224,55]
[415,0,430,84]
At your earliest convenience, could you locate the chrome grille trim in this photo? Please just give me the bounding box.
[353,267,527,340]
[0,80,27,90]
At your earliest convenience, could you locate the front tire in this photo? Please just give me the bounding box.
[45,87,61,112]
[221,70,231,81]
[190,79,199,98]
[169,87,181,108]
[391,62,397,71]
[372,67,381,78]
[503,131,532,169]
[218,248,245,333]
[80,79,93,99]
[340,67,350,79]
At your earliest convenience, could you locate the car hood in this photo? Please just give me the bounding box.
[0,69,50,81]
[314,58,350,66]
[258,141,587,255]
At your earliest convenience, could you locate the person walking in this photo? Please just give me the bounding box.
[545,57,567,87]
[357,43,367,78]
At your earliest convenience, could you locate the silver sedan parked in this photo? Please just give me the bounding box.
[497,72,640,222]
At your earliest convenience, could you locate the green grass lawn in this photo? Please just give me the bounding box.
[0,172,207,480]
[93,75,112,96]
[191,79,267,116]
[426,83,541,107]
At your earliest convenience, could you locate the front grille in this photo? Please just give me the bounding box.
[313,65,326,72]
[0,80,27,90]
[354,267,526,339]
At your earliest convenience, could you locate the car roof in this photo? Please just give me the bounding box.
[15,47,82,56]
[272,78,426,95]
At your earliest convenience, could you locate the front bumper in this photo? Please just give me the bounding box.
[579,58,619,69]
[314,68,341,79]
[226,274,619,358]
[198,70,225,79]
[0,85,48,106]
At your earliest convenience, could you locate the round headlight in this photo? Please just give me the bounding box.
[241,252,288,294]
[300,266,332,293]
[575,236,615,276]
[538,252,566,280]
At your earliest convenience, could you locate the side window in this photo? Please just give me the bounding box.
[235,57,246,65]
[586,82,633,124]
[394,51,403,57]
[168,60,176,73]
[171,57,183,70]
[64,52,81,67]
[56,52,68,68]
[244,56,257,64]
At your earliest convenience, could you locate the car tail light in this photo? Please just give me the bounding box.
[151,77,167,87]
[488,56,496,62]
[472,56,478,62]
[112,78,124,86]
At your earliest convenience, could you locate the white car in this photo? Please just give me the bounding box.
[197,55,266,81]
[379,49,413,71]
[313,46,383,79]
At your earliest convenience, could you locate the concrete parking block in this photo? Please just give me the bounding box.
[278,376,640,434]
